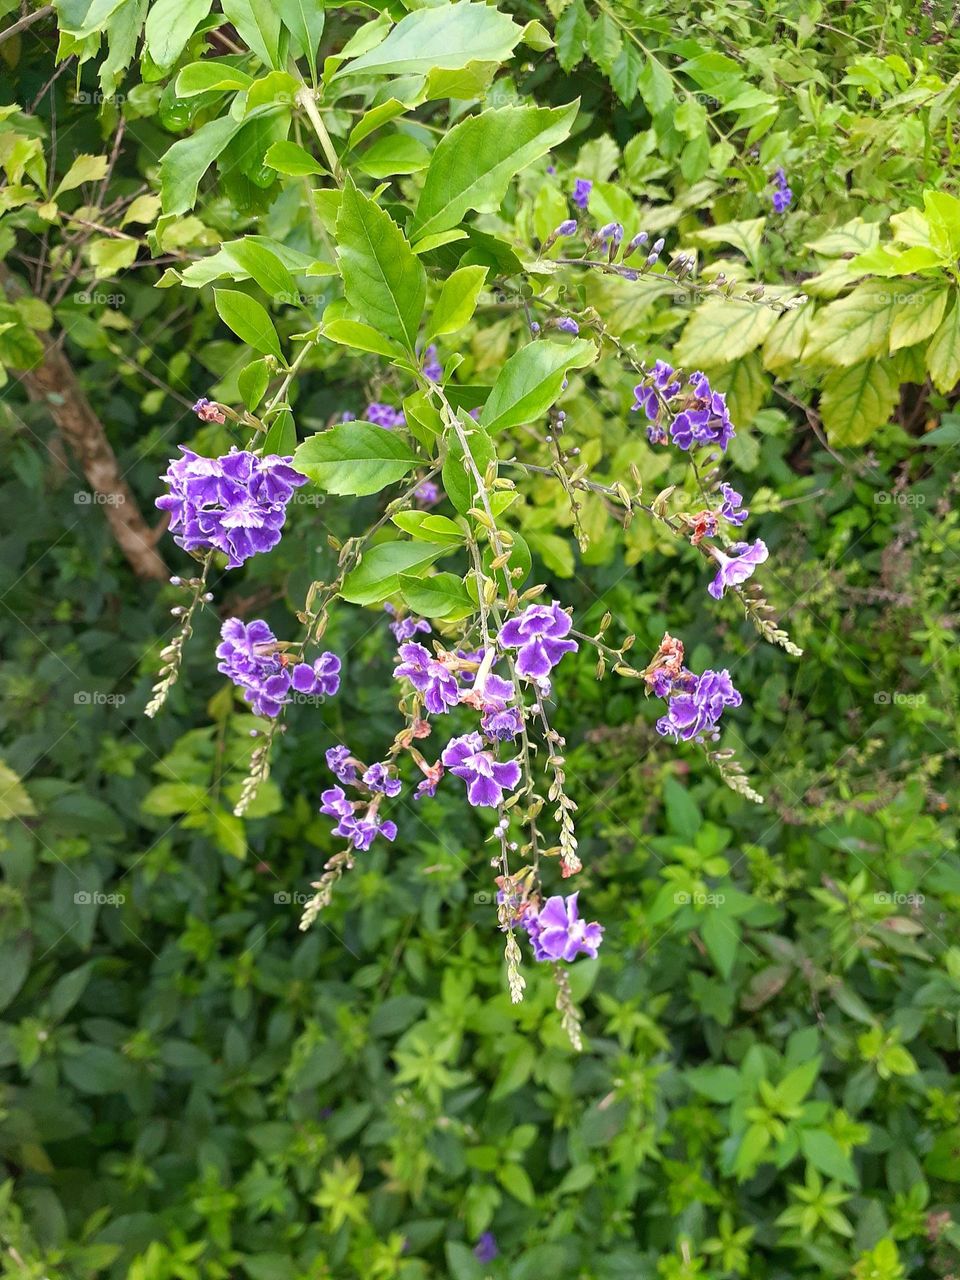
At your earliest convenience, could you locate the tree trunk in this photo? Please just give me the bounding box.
[20,335,169,581]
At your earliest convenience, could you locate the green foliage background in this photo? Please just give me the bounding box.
[1,1,959,1277]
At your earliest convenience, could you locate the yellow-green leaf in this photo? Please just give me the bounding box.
[674,300,778,367]
[820,359,898,446]
[926,297,960,394]
[802,280,897,367]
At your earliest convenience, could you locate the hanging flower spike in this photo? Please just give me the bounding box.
[216,618,291,717]
[393,642,461,714]
[522,892,604,962]
[771,167,793,213]
[707,539,769,599]
[441,733,521,808]
[156,448,307,569]
[498,602,578,681]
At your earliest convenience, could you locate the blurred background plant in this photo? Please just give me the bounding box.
[0,0,959,1276]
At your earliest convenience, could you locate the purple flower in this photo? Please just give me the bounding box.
[394,642,460,714]
[423,344,443,381]
[572,177,592,210]
[363,762,402,797]
[192,397,225,423]
[771,167,793,213]
[599,221,623,245]
[290,652,341,698]
[326,745,357,784]
[387,608,431,644]
[336,811,398,850]
[554,219,577,236]
[320,785,354,820]
[474,1232,499,1263]
[523,892,603,962]
[627,231,648,255]
[707,539,768,599]
[670,371,735,452]
[718,482,749,527]
[482,706,523,741]
[157,448,307,568]
[555,316,579,334]
[365,402,405,430]
[441,733,521,808]
[656,668,742,742]
[498,603,578,681]
[415,480,440,507]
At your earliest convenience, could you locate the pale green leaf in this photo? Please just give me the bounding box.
[820,359,899,445]
[425,265,488,342]
[293,422,419,496]
[480,338,596,434]
[674,300,778,367]
[214,288,283,360]
[926,297,960,393]
[340,541,451,605]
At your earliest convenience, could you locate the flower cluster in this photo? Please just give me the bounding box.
[632,365,735,452]
[157,448,307,568]
[654,666,743,743]
[385,605,431,644]
[572,177,592,210]
[521,892,603,962]
[365,402,406,429]
[320,744,401,850]
[216,618,340,717]
[771,167,793,213]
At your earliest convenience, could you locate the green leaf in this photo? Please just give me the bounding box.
[226,239,298,302]
[238,358,270,411]
[175,61,254,96]
[820,359,899,445]
[442,420,496,515]
[0,760,34,819]
[143,0,212,68]
[805,218,880,258]
[688,217,765,266]
[54,153,108,196]
[638,54,673,115]
[340,541,451,605]
[347,99,407,150]
[262,410,297,455]
[556,0,590,71]
[357,133,431,179]
[276,0,324,83]
[292,423,419,496]
[214,289,283,360]
[399,572,474,619]
[411,102,578,242]
[479,337,596,433]
[159,114,246,215]
[888,283,949,352]
[425,265,488,341]
[702,908,739,980]
[802,281,898,367]
[333,1,522,80]
[322,316,405,360]
[609,41,643,106]
[498,1161,536,1207]
[336,177,425,350]
[87,237,138,280]
[674,300,778,366]
[264,139,325,176]
[800,1129,858,1186]
[926,296,960,393]
[392,511,464,545]
[221,0,282,69]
